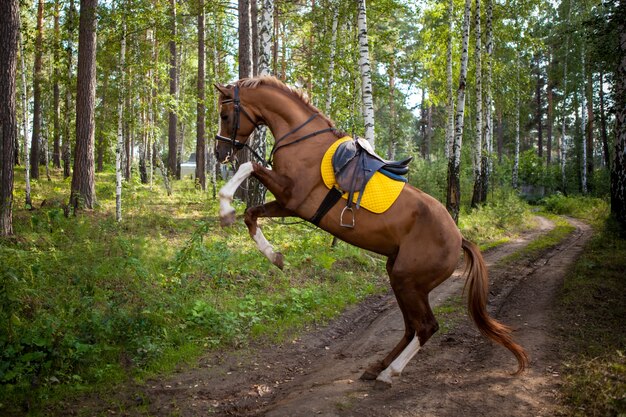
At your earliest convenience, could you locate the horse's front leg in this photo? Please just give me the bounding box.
[244,201,296,270]
[218,162,255,227]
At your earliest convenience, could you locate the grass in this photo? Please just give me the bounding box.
[1,167,542,415]
[541,196,625,416]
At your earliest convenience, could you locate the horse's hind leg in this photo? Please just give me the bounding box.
[375,288,438,386]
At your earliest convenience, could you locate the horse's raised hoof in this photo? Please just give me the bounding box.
[273,252,284,270]
[220,210,236,227]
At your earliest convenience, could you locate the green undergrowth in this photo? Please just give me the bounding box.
[542,196,625,416]
[1,169,541,415]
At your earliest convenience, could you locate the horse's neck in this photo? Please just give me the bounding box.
[254,91,334,162]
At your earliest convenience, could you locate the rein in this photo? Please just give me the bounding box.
[216,84,336,167]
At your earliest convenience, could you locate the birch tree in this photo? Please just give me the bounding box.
[196,0,206,190]
[611,14,626,230]
[446,0,472,223]
[357,0,375,148]
[471,0,483,208]
[30,0,44,180]
[19,33,32,208]
[168,0,178,178]
[115,14,126,221]
[444,0,454,159]
[581,50,588,194]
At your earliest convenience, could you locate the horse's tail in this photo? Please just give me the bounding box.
[461,238,529,374]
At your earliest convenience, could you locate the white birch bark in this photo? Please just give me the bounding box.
[115,19,126,222]
[258,0,273,76]
[485,0,493,178]
[561,0,571,192]
[445,0,454,159]
[446,0,471,223]
[581,49,588,194]
[19,32,31,207]
[326,5,339,115]
[357,0,375,148]
[513,44,520,190]
[471,0,482,206]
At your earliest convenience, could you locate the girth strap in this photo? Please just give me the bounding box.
[310,187,343,226]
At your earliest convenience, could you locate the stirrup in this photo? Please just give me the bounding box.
[340,206,355,228]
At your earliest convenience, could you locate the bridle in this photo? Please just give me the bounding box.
[215,85,267,165]
[215,84,336,167]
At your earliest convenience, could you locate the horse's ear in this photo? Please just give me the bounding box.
[214,83,231,97]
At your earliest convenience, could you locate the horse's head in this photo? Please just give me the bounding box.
[214,83,261,164]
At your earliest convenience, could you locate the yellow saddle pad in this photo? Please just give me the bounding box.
[320,136,406,214]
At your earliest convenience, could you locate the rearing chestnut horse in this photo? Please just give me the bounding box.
[214,76,528,386]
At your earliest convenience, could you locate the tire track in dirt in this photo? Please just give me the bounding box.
[69,216,595,417]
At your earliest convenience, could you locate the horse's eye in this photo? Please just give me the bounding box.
[221,115,228,121]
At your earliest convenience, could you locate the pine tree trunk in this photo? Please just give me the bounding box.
[0,0,18,236]
[30,0,44,180]
[471,0,483,208]
[168,0,178,178]
[70,0,98,210]
[196,0,206,190]
[560,0,571,194]
[610,19,626,231]
[357,0,375,148]
[446,0,471,223]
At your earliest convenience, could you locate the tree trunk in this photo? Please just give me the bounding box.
[444,0,454,160]
[116,17,126,222]
[512,40,521,190]
[610,19,626,231]
[63,0,76,180]
[471,0,483,208]
[96,74,107,172]
[0,0,18,236]
[53,0,62,168]
[251,0,259,76]
[480,0,493,203]
[560,0,571,193]
[168,0,178,178]
[446,0,471,223]
[19,32,32,207]
[535,54,543,158]
[388,55,397,160]
[547,52,554,166]
[70,0,98,210]
[326,5,339,116]
[581,52,588,194]
[196,0,206,190]
[586,62,594,188]
[30,0,44,180]
[599,70,610,168]
[357,0,375,148]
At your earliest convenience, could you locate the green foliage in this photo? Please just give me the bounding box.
[541,194,608,225]
[557,218,626,416]
[459,189,534,248]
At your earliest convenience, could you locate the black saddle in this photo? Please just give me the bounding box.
[332,137,412,211]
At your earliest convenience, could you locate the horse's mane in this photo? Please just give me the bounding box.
[235,76,344,137]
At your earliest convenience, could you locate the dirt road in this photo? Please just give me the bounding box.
[76,216,592,416]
